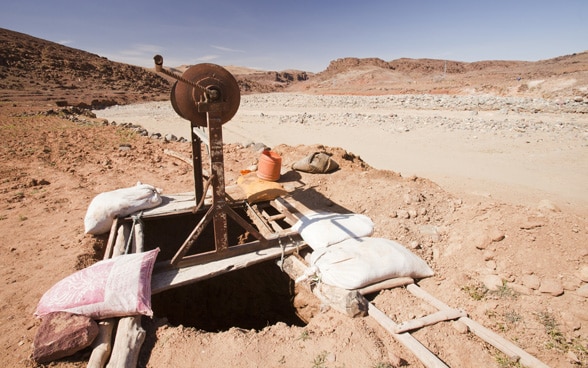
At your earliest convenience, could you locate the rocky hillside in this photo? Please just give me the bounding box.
[0,28,172,108]
[0,28,310,108]
[293,54,588,98]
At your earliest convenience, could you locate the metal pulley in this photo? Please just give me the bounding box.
[154,55,240,127]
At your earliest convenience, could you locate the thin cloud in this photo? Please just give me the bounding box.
[196,54,220,62]
[211,45,245,53]
[120,43,163,57]
[58,40,73,46]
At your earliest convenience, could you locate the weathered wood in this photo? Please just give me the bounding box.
[163,149,194,167]
[357,277,415,295]
[368,303,450,368]
[108,220,146,368]
[281,255,368,318]
[137,188,246,219]
[405,284,550,368]
[87,223,130,368]
[394,308,467,334]
[273,196,316,220]
[103,217,119,260]
[152,240,306,294]
[87,319,114,368]
[105,317,146,368]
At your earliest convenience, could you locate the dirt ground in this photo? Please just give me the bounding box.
[1,98,587,368]
[1,28,588,368]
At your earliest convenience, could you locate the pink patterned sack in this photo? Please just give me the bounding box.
[35,248,160,319]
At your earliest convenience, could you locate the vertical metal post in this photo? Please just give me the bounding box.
[207,111,229,252]
[190,120,204,202]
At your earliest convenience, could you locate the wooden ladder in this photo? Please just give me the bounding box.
[273,196,550,368]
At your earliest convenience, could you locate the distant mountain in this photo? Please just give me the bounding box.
[292,53,588,97]
[1,27,586,107]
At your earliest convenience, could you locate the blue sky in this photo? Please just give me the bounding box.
[1,0,587,72]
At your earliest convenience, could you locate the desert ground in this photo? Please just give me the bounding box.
[1,28,588,368]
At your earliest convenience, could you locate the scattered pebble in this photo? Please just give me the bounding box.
[538,278,564,296]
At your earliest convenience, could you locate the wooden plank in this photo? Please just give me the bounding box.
[138,186,246,218]
[273,196,317,220]
[357,277,414,295]
[394,309,467,334]
[151,241,306,294]
[368,303,449,368]
[103,217,119,260]
[459,317,550,368]
[87,319,115,368]
[108,220,147,368]
[88,223,130,367]
[406,284,550,368]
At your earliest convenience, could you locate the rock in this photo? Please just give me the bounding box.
[482,250,494,261]
[452,320,469,334]
[538,278,564,296]
[576,284,588,298]
[579,265,588,282]
[33,312,99,364]
[521,274,541,290]
[482,274,503,291]
[566,351,581,364]
[489,229,505,242]
[472,232,491,250]
[538,199,560,212]
[164,133,177,142]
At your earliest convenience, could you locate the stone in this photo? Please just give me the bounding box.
[482,274,503,291]
[538,278,564,296]
[521,274,541,290]
[482,250,494,261]
[489,229,505,242]
[537,199,560,212]
[452,320,469,334]
[33,312,99,364]
[576,284,588,298]
[579,265,588,282]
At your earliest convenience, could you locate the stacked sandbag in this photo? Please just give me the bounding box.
[293,211,434,290]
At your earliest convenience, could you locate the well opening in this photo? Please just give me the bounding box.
[141,204,256,261]
[141,203,306,331]
[151,260,306,331]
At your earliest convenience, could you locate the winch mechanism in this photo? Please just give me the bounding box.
[153,55,274,268]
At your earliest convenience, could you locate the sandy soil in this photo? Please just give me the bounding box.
[96,93,588,216]
[1,97,587,368]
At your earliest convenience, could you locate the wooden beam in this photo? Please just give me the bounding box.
[368,303,449,368]
[152,241,306,294]
[394,308,467,334]
[108,220,147,368]
[405,284,550,368]
[357,277,414,295]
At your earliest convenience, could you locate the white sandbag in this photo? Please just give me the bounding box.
[84,182,162,235]
[309,237,434,290]
[292,212,374,250]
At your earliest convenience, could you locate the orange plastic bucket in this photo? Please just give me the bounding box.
[257,150,282,181]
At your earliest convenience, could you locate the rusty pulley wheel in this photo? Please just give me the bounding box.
[170,63,240,126]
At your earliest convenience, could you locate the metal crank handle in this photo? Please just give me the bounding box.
[153,54,211,96]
